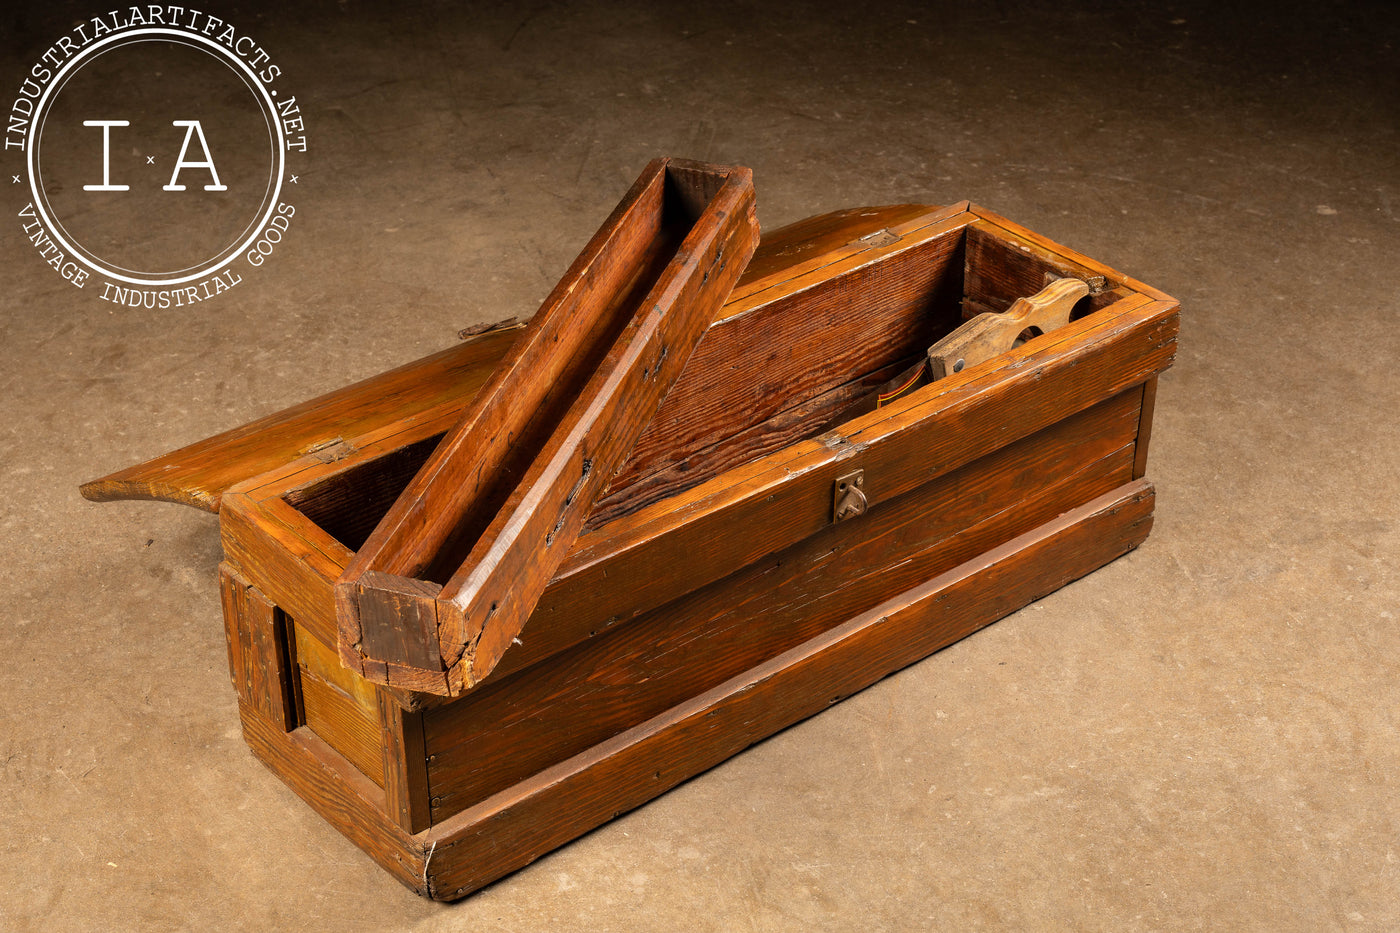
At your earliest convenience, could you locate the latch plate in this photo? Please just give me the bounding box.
[832,469,867,523]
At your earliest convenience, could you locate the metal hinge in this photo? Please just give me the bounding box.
[856,229,901,248]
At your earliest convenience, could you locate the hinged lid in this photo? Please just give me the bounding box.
[335,158,760,696]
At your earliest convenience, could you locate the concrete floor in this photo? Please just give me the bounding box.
[2,1,1397,929]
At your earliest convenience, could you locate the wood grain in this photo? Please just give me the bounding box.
[222,493,352,654]
[728,203,943,290]
[81,327,524,512]
[420,481,1156,899]
[438,165,760,685]
[969,204,1178,305]
[213,206,1175,703]
[603,208,970,506]
[586,355,918,527]
[299,673,385,788]
[423,388,1143,819]
[338,160,760,696]
[964,220,1109,315]
[219,563,294,731]
[289,620,387,788]
[238,480,1153,900]
[378,693,429,834]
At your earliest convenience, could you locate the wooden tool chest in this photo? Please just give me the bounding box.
[84,168,1178,899]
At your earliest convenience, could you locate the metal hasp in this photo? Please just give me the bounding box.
[833,469,867,522]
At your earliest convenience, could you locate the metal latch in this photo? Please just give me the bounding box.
[832,470,867,522]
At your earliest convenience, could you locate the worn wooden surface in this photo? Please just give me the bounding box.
[339,159,760,696]
[238,478,1156,901]
[292,621,385,788]
[435,164,760,688]
[421,481,1157,899]
[353,572,446,675]
[240,711,428,895]
[422,388,1144,821]
[590,356,922,527]
[213,206,964,716]
[298,673,383,788]
[597,205,970,518]
[342,158,676,588]
[222,494,352,658]
[220,563,295,732]
[378,694,430,834]
[79,326,524,513]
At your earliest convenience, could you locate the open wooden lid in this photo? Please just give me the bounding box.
[335,158,760,697]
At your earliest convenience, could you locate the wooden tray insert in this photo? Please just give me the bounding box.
[337,159,759,696]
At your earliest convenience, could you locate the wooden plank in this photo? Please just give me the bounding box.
[222,292,1174,701]
[299,674,385,788]
[355,573,444,674]
[340,160,760,695]
[378,694,430,834]
[419,481,1157,900]
[436,164,760,683]
[248,207,972,543]
[211,208,965,707]
[348,158,674,582]
[288,620,386,788]
[219,563,294,731]
[730,202,956,295]
[221,566,250,700]
[587,355,917,527]
[222,495,447,706]
[423,388,1143,819]
[292,617,380,712]
[80,326,524,512]
[965,221,1103,315]
[221,493,351,651]
[285,435,444,555]
[128,205,961,541]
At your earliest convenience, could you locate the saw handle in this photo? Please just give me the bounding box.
[928,277,1090,380]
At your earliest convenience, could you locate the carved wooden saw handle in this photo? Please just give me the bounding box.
[928,277,1089,380]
